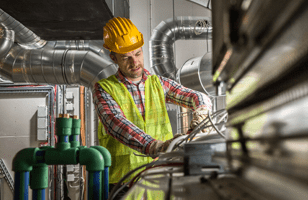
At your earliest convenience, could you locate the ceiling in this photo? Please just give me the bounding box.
[0,0,114,40]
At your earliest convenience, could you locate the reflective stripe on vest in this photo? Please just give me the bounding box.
[97,75,173,183]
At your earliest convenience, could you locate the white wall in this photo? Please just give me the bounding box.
[130,0,211,73]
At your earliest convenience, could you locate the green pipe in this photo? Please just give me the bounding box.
[91,146,112,167]
[44,148,78,165]
[80,148,104,200]
[91,146,112,200]
[13,148,39,172]
[30,163,48,190]
[79,147,104,171]
[70,118,81,148]
[56,117,72,151]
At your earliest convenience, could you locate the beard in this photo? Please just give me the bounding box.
[123,65,144,79]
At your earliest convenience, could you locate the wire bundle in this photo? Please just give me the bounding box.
[171,109,228,151]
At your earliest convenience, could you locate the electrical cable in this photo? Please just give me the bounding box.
[207,110,226,139]
[188,111,228,143]
[172,109,227,150]
[128,163,183,188]
[165,135,187,153]
[133,152,153,157]
[137,168,183,180]
[108,160,182,200]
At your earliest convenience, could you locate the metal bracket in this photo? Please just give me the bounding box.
[0,159,14,193]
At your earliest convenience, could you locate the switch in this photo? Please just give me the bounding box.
[67,174,75,182]
[66,92,74,99]
[37,106,47,117]
[37,118,47,128]
[67,165,74,172]
[66,103,74,111]
[37,129,47,140]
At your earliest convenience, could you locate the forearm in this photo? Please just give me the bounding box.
[159,76,212,111]
[100,113,155,154]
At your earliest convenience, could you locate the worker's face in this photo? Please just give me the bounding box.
[110,48,144,81]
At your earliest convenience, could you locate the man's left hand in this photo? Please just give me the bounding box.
[190,107,212,133]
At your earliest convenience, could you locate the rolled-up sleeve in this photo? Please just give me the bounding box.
[158,76,212,111]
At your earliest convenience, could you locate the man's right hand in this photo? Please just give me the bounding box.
[148,133,186,157]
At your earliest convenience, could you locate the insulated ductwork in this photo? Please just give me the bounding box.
[150,16,212,79]
[0,8,46,49]
[176,52,214,96]
[1,45,117,90]
[0,26,14,59]
[45,40,111,59]
[0,9,117,89]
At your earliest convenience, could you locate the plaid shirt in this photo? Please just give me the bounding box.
[93,69,212,154]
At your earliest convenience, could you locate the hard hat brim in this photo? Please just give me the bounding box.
[103,39,144,54]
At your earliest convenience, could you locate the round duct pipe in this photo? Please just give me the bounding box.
[0,8,46,49]
[150,16,212,80]
[0,26,14,59]
[176,52,215,96]
[0,45,117,90]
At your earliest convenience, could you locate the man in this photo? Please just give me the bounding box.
[93,17,212,186]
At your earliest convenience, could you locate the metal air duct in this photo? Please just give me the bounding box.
[1,45,117,90]
[0,8,46,49]
[0,9,117,89]
[149,16,212,79]
[176,52,214,96]
[45,40,111,59]
[0,26,14,59]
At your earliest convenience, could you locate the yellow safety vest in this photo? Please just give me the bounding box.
[97,75,173,183]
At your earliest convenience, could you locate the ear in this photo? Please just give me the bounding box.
[110,53,118,64]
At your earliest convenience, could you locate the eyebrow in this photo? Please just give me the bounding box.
[120,51,141,58]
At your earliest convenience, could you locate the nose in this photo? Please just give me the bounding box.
[129,56,138,65]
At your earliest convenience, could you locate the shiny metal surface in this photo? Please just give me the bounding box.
[226,4,308,109]
[149,16,212,79]
[0,9,117,88]
[212,0,308,93]
[176,52,215,96]
[0,8,46,49]
[0,45,117,89]
[45,40,112,61]
[0,27,14,59]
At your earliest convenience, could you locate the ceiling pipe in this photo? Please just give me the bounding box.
[176,52,215,96]
[0,44,117,90]
[45,40,112,61]
[0,8,46,49]
[0,26,14,59]
[0,9,117,89]
[149,16,212,79]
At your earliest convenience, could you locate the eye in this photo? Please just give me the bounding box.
[122,57,128,61]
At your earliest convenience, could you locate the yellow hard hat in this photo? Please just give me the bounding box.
[103,17,144,54]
